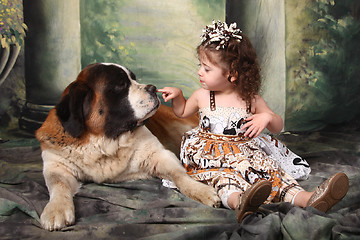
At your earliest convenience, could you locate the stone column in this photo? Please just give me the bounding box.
[20,0,81,132]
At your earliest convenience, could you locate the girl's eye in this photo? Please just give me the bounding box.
[198,63,210,72]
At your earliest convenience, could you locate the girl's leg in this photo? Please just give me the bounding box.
[226,182,272,209]
[292,191,314,207]
[276,170,308,205]
[278,171,349,212]
[217,179,272,222]
[225,191,241,209]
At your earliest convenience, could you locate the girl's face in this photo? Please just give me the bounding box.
[197,54,232,92]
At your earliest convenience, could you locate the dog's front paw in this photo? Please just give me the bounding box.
[193,182,221,208]
[173,175,221,208]
[40,199,75,231]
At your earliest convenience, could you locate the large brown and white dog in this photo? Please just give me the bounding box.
[35,63,220,231]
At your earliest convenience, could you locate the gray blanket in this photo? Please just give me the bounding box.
[0,131,359,240]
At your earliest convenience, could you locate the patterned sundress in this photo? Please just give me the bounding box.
[177,91,306,208]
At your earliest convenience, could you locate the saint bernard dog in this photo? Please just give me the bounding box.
[36,63,221,231]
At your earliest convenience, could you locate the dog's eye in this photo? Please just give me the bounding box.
[99,109,104,115]
[112,85,125,93]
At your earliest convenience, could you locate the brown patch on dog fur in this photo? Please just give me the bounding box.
[85,91,106,136]
[36,109,90,149]
[146,105,198,156]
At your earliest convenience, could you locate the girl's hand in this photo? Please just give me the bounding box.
[157,87,182,102]
[241,112,272,138]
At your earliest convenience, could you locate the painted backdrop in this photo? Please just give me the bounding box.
[0,0,359,138]
[228,0,360,131]
[285,0,360,130]
[80,0,225,98]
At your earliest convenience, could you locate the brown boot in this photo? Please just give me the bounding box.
[236,180,272,223]
[307,172,349,212]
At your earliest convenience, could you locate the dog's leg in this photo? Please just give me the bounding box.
[41,161,80,231]
[152,149,221,208]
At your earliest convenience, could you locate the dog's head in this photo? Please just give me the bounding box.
[55,63,160,139]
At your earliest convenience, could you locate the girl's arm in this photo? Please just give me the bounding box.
[241,95,283,138]
[157,87,199,118]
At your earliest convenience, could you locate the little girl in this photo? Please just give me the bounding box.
[158,20,349,222]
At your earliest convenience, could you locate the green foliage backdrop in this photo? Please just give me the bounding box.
[80,0,225,99]
[286,0,360,130]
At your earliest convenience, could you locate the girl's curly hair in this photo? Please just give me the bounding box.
[197,34,261,113]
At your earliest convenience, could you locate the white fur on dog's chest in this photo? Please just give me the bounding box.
[42,127,156,183]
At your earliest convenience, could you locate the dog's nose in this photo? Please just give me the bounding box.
[145,84,157,94]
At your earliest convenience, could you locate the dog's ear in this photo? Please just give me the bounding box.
[56,82,94,138]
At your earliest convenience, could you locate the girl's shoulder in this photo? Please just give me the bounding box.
[251,95,264,106]
[250,95,270,113]
[192,88,209,96]
[192,88,210,107]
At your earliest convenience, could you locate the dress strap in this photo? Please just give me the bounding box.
[210,91,216,111]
